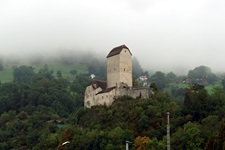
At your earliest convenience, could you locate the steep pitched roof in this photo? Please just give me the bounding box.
[90,80,107,90]
[96,86,116,95]
[106,44,132,58]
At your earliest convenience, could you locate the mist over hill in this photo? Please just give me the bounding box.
[1,50,224,77]
[1,1,225,149]
[0,50,225,149]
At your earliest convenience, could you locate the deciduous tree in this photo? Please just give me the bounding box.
[134,136,151,150]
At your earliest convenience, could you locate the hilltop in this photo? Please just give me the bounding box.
[0,52,224,149]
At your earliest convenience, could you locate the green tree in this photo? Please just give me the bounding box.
[208,87,225,119]
[0,142,9,150]
[221,78,225,91]
[147,137,166,150]
[57,70,62,78]
[13,65,34,84]
[0,83,19,113]
[188,66,219,84]
[138,112,149,131]
[150,71,167,90]
[166,72,177,83]
[205,122,225,150]
[38,64,54,80]
[70,69,77,75]
[183,84,209,120]
[107,127,133,149]
[171,122,204,150]
[201,115,219,138]
[150,82,158,92]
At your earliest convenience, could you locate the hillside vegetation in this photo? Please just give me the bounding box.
[0,60,88,83]
[0,54,224,149]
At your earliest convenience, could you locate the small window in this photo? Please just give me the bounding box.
[124,68,125,71]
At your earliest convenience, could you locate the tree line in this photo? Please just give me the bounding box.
[0,62,224,149]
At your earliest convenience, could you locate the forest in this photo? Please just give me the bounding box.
[0,54,224,150]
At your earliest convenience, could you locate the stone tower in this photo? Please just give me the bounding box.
[106,45,132,88]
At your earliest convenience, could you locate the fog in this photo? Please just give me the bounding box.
[1,0,225,74]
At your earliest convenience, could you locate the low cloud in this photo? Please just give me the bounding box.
[0,0,225,74]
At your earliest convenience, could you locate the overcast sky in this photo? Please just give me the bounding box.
[0,0,225,74]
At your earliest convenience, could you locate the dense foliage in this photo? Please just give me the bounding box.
[0,65,89,149]
[188,65,219,84]
[0,61,224,149]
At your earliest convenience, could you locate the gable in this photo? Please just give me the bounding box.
[90,80,107,90]
[106,44,132,58]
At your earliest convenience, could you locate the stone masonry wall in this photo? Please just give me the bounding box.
[117,88,152,99]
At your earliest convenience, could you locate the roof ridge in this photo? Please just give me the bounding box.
[106,44,131,58]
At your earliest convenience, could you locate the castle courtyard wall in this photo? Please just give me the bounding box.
[117,88,151,99]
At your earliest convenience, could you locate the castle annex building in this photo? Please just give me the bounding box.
[84,45,152,108]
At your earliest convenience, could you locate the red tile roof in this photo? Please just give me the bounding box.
[106,44,132,58]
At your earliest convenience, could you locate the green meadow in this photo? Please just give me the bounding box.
[164,83,222,95]
[0,61,88,83]
[0,68,13,83]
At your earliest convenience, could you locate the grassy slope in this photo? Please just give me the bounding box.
[0,61,88,83]
[164,83,222,95]
[0,68,13,83]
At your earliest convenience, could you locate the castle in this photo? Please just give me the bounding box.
[84,45,152,108]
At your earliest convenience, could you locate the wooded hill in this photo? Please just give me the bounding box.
[0,54,224,149]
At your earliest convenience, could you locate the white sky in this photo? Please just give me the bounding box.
[0,0,225,74]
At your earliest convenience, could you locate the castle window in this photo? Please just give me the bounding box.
[124,68,125,71]
[114,68,116,71]
[102,96,104,99]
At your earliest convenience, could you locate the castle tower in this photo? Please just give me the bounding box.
[106,45,132,88]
